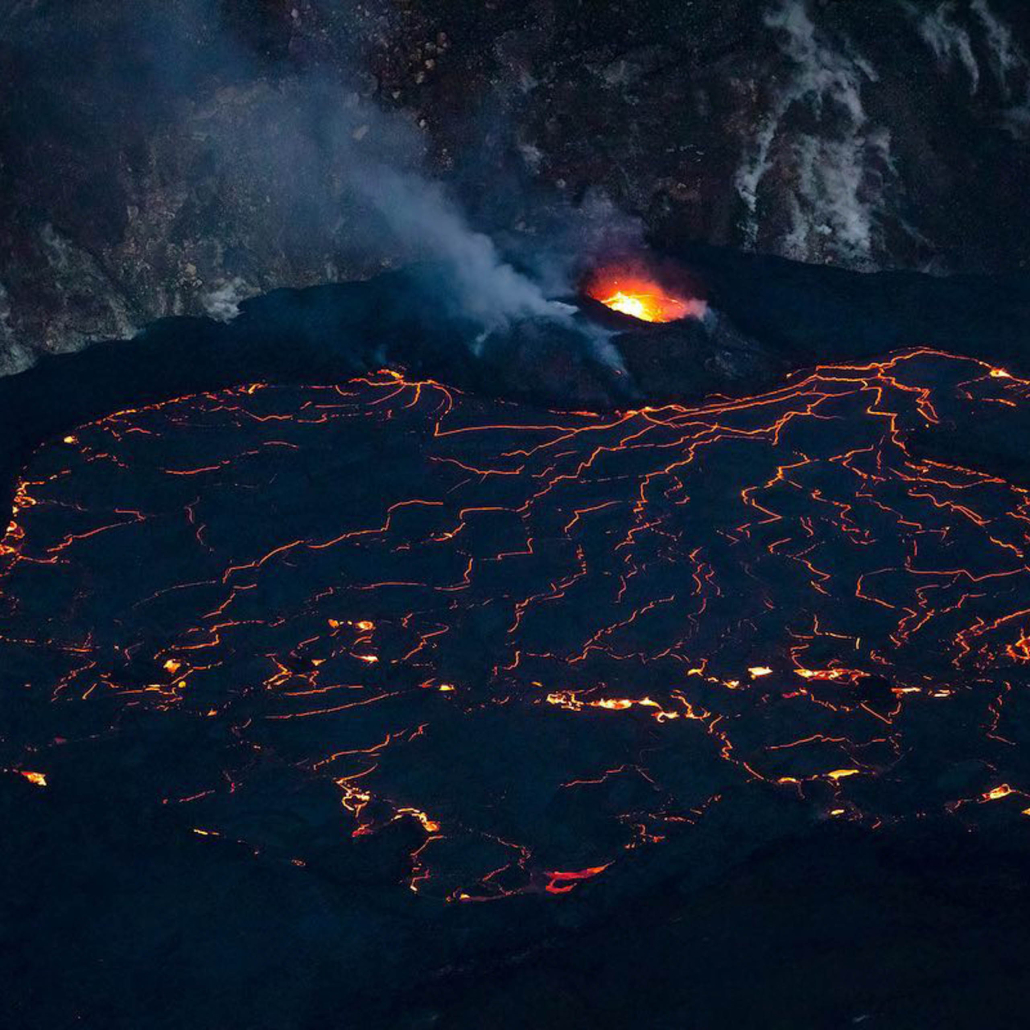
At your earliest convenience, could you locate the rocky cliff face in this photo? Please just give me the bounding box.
[3,0,1030,369]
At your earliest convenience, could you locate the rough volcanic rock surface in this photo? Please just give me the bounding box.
[3,0,1030,366]
[5,345,1030,1029]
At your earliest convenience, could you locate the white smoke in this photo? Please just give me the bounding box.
[202,277,251,322]
[784,129,895,262]
[736,0,895,267]
[0,0,585,378]
[971,0,1021,86]
[0,283,34,376]
[903,1,980,92]
[903,0,1030,137]
[350,163,573,332]
[195,78,578,336]
[970,0,1030,138]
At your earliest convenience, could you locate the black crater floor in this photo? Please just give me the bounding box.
[3,348,1030,1028]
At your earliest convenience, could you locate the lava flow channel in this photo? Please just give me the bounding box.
[2,350,1030,902]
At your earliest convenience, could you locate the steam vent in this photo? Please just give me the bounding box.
[5,3,1030,1028]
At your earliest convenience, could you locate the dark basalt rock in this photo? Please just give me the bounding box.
[4,245,1030,524]
[4,332,1030,1029]
[4,0,1030,365]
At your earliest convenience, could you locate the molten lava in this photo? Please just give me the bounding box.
[3,349,1030,903]
[587,270,705,323]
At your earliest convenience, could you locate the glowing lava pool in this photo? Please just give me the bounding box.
[586,268,706,322]
[2,349,1030,904]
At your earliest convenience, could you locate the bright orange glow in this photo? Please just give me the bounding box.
[19,770,47,787]
[748,666,773,678]
[586,269,705,323]
[544,691,679,721]
[544,863,611,894]
[397,807,441,833]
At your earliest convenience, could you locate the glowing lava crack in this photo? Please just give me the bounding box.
[2,350,1030,902]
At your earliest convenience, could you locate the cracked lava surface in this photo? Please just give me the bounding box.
[3,348,1030,904]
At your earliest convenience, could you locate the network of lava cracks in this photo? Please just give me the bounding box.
[3,348,1030,902]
